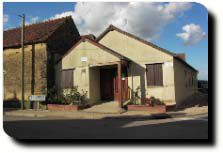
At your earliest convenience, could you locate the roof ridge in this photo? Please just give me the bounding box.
[4,16,71,32]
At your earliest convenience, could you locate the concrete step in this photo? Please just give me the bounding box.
[83,101,124,114]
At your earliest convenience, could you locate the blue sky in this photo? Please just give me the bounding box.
[3,2,208,80]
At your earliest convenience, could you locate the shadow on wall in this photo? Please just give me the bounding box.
[176,92,208,110]
[54,59,62,92]
[128,61,146,99]
[3,99,21,109]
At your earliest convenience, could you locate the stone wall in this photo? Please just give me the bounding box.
[3,43,47,104]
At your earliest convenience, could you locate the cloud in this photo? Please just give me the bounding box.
[51,11,73,19]
[51,2,192,40]
[25,16,40,25]
[176,23,207,45]
[30,16,40,23]
[3,14,9,24]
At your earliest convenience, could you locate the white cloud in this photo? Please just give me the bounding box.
[3,14,9,24]
[30,16,40,23]
[51,2,192,40]
[25,16,40,25]
[51,11,73,19]
[176,23,207,45]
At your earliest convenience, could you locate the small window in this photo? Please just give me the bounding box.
[146,63,163,86]
[61,69,74,89]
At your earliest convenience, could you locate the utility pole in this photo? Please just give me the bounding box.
[19,14,25,110]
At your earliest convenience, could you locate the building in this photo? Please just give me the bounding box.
[55,25,198,107]
[3,16,80,107]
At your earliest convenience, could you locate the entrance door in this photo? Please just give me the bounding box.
[100,69,115,101]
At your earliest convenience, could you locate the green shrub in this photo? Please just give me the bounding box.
[131,86,141,104]
[149,96,164,106]
[47,86,88,105]
[47,86,65,104]
[63,86,88,105]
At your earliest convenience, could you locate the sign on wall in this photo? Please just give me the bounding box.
[29,95,46,101]
[164,61,173,67]
[81,56,88,62]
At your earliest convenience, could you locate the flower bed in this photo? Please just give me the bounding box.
[47,104,89,111]
[47,86,89,111]
[127,105,166,113]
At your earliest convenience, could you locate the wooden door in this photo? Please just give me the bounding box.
[100,69,114,101]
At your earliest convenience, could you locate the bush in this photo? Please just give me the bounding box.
[47,86,88,105]
[47,86,66,104]
[140,96,164,106]
[149,96,164,106]
[131,86,141,104]
[63,87,88,105]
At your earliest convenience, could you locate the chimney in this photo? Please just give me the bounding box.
[176,53,186,61]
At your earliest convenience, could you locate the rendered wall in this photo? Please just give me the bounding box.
[173,58,198,105]
[56,41,120,103]
[89,67,101,104]
[99,30,176,104]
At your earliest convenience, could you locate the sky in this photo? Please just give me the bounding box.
[3,2,208,80]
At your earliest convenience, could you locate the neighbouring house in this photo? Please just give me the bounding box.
[198,80,208,89]
[55,25,198,107]
[3,16,80,107]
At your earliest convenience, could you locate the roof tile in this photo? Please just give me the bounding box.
[3,16,71,48]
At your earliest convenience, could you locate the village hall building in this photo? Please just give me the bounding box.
[3,16,198,108]
[55,22,198,107]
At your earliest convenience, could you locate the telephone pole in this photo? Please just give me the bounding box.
[19,14,25,110]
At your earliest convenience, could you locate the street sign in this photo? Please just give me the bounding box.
[29,95,46,101]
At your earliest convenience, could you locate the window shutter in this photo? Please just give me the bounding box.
[146,64,155,86]
[154,64,163,86]
[146,63,163,86]
[61,69,73,89]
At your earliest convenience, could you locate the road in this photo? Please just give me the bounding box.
[3,115,208,139]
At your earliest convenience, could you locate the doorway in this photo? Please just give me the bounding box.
[100,68,116,101]
[100,66,129,102]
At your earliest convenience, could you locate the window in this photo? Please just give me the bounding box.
[146,63,163,86]
[61,69,74,89]
[189,77,191,87]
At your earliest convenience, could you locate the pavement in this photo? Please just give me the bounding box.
[3,105,208,119]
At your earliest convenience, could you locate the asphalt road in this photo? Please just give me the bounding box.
[3,115,208,139]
